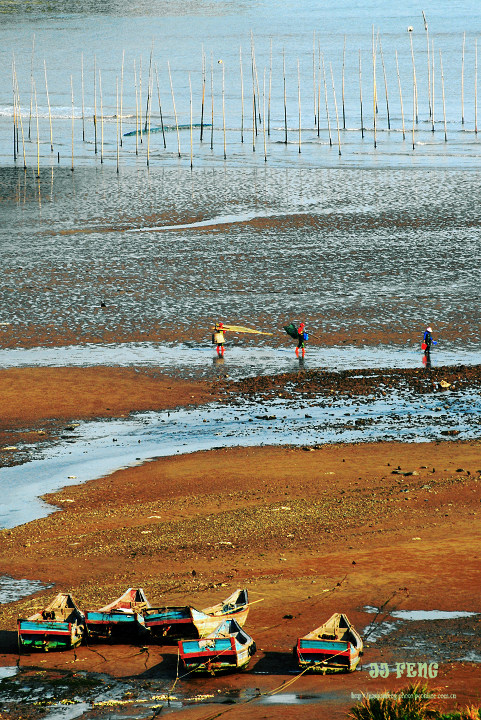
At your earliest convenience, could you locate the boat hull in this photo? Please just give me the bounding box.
[145,607,249,640]
[296,638,361,674]
[85,610,145,639]
[18,619,84,652]
[179,637,255,675]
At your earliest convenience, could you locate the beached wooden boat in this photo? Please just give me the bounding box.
[178,618,256,674]
[17,593,85,652]
[294,613,363,673]
[144,588,249,640]
[85,587,151,639]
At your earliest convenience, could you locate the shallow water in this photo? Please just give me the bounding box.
[0,575,52,604]
[1,382,480,529]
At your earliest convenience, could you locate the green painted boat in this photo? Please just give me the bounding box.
[18,593,85,652]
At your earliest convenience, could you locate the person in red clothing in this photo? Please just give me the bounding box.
[213,322,226,356]
[296,322,308,358]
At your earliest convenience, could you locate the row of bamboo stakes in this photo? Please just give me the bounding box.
[10,24,480,175]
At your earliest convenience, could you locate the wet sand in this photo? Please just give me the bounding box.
[1,383,481,718]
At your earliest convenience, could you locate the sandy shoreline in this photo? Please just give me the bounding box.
[1,366,481,717]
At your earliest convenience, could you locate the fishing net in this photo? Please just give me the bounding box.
[283,323,299,339]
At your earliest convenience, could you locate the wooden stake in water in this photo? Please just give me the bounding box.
[359,48,364,138]
[263,66,267,161]
[116,75,119,173]
[395,50,405,139]
[313,31,317,125]
[94,55,98,154]
[147,70,152,167]
[16,70,27,169]
[379,36,390,129]
[342,34,346,129]
[210,52,214,150]
[240,46,244,143]
[372,26,377,148]
[412,66,416,150]
[134,59,139,155]
[408,28,419,123]
[439,49,447,141]
[189,72,193,168]
[251,45,256,150]
[12,60,16,162]
[29,34,35,140]
[283,47,288,144]
[297,58,301,153]
[317,40,321,137]
[70,74,75,171]
[145,41,154,132]
[329,62,342,155]
[139,56,143,144]
[120,49,125,147]
[167,60,181,157]
[462,32,465,125]
[474,38,478,135]
[154,62,166,149]
[34,79,40,177]
[81,52,85,141]
[200,45,206,141]
[268,38,272,136]
[431,39,435,132]
[44,60,53,151]
[220,60,226,159]
[322,53,332,146]
[99,68,104,163]
[422,11,432,119]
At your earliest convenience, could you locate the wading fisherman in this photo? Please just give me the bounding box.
[213,322,226,356]
[422,326,436,354]
[296,322,308,358]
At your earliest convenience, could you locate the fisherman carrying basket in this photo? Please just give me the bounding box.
[296,322,308,358]
[213,322,226,356]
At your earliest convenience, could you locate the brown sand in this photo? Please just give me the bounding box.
[0,368,480,717]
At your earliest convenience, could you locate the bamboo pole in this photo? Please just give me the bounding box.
[139,55,143,144]
[34,79,40,177]
[322,53,332,146]
[462,32,465,125]
[154,63,166,149]
[283,47,288,144]
[189,72,193,168]
[317,40,321,137]
[297,58,301,153]
[210,52,214,150]
[81,52,85,141]
[29,34,35,140]
[268,38,272,136]
[200,45,206,141]
[439,49,447,141]
[94,55,97,154]
[252,32,261,125]
[120,49,125,146]
[116,75,119,173]
[263,67,267,161]
[359,48,364,138]
[147,70,152,167]
[395,50,405,139]
[372,26,377,148]
[167,60,181,157]
[70,74,74,171]
[408,28,419,123]
[220,60,226,159]
[329,62,342,155]
[12,60,16,162]
[145,41,153,132]
[313,31,317,125]
[412,64,416,150]
[474,38,478,135]
[14,64,27,168]
[431,39,435,131]
[44,60,53,151]
[99,68,104,163]
[134,59,139,155]
[422,11,432,119]
[251,43,256,150]
[240,46,244,143]
[342,34,346,129]
[379,37,390,129]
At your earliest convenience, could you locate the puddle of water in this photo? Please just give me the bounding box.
[43,703,91,720]
[2,386,481,529]
[0,666,18,679]
[0,575,52,603]
[0,342,476,381]
[391,610,479,621]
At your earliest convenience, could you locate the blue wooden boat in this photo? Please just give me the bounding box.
[85,587,151,639]
[144,588,249,640]
[294,613,363,674]
[178,618,256,675]
[18,593,85,652]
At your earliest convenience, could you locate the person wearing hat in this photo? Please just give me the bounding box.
[213,322,227,356]
[422,326,436,354]
[296,322,308,358]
